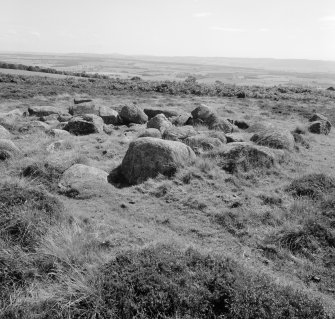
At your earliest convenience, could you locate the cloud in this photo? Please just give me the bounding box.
[259,28,270,32]
[30,31,41,38]
[193,12,212,18]
[319,15,335,22]
[209,26,246,32]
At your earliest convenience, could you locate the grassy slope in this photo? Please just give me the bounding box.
[0,73,334,318]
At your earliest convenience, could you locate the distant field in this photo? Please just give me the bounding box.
[1,53,335,87]
[0,67,71,78]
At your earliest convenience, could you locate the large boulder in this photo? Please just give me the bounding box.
[147,114,172,133]
[185,135,224,152]
[120,137,196,184]
[308,113,331,135]
[64,114,104,135]
[208,142,282,173]
[69,101,99,116]
[138,128,162,138]
[59,164,109,198]
[99,106,121,125]
[0,125,11,139]
[28,106,59,117]
[120,104,148,124]
[250,128,295,150]
[163,125,198,141]
[0,139,20,160]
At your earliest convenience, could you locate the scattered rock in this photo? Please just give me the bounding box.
[46,140,71,153]
[308,113,331,135]
[0,125,11,139]
[250,128,295,150]
[74,98,93,104]
[208,142,281,173]
[99,106,121,125]
[0,139,20,160]
[120,137,196,184]
[138,128,162,138]
[228,119,250,129]
[39,114,59,122]
[226,133,246,143]
[247,122,275,133]
[236,91,246,98]
[58,113,73,122]
[59,164,109,198]
[326,86,335,91]
[120,104,148,124]
[69,101,99,116]
[209,119,234,133]
[169,113,191,126]
[147,114,172,133]
[64,114,104,135]
[18,121,50,133]
[28,106,59,117]
[48,129,71,138]
[163,125,198,141]
[144,108,180,119]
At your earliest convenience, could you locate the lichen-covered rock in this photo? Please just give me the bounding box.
[147,114,172,133]
[59,164,109,198]
[120,104,148,124]
[250,128,295,150]
[163,125,198,141]
[308,113,331,135]
[138,128,162,138]
[0,139,20,160]
[64,114,104,135]
[28,106,59,117]
[208,142,282,173]
[0,125,11,139]
[120,137,196,184]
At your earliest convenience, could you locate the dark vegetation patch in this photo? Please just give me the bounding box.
[286,173,335,199]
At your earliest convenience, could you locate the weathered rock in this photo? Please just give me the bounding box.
[48,129,71,138]
[247,122,275,133]
[308,113,331,135]
[99,106,120,125]
[58,113,73,122]
[308,121,331,135]
[39,114,59,122]
[120,104,148,124]
[250,128,294,150]
[0,125,11,139]
[228,119,250,130]
[206,131,227,144]
[185,135,224,152]
[144,108,180,119]
[208,142,281,173]
[163,125,198,141]
[74,98,93,105]
[209,118,234,133]
[226,133,246,143]
[59,164,109,198]
[69,101,99,116]
[18,121,50,133]
[327,86,335,91]
[120,137,196,184]
[147,114,172,133]
[138,128,162,138]
[0,139,20,160]
[169,113,191,126]
[46,140,71,153]
[28,106,59,117]
[64,114,104,135]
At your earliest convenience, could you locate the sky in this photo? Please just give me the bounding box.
[0,0,335,60]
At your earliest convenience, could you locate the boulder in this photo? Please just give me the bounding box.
[185,135,224,152]
[208,142,281,173]
[0,139,20,160]
[144,108,180,119]
[308,121,331,135]
[99,106,120,125]
[327,87,335,91]
[308,113,331,135]
[58,113,73,122]
[147,114,172,133]
[48,129,71,138]
[18,121,50,133]
[120,104,148,124]
[169,113,191,126]
[250,128,295,150]
[247,122,275,133]
[163,125,198,141]
[28,106,59,117]
[120,137,196,184]
[209,118,234,133]
[0,125,11,139]
[64,114,104,135]
[69,101,99,116]
[138,128,162,138]
[59,164,109,198]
